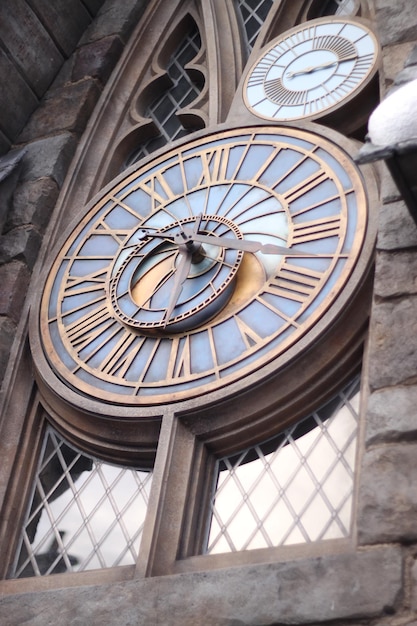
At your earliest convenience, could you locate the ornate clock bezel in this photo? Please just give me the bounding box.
[29,122,378,463]
[242,16,380,130]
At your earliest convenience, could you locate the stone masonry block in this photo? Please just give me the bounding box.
[0,547,403,625]
[72,36,124,84]
[0,148,25,234]
[406,44,417,67]
[6,177,59,233]
[358,443,417,544]
[366,385,417,445]
[381,42,416,89]
[20,133,77,188]
[368,296,417,390]
[80,0,149,45]
[411,558,417,612]
[0,227,42,270]
[379,166,403,206]
[18,80,101,143]
[377,200,417,250]
[374,250,417,299]
[375,0,417,47]
[393,65,417,87]
[0,261,31,324]
[0,316,16,385]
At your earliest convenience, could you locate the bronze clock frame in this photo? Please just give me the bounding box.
[29,123,377,463]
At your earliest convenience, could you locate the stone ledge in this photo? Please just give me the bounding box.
[0,547,403,625]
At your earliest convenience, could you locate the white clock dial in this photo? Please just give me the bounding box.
[244,17,379,122]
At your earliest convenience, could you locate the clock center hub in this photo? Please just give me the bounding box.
[108,215,245,333]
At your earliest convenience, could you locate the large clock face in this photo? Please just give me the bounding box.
[37,126,368,407]
[243,17,379,122]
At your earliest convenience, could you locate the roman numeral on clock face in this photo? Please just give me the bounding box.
[266,262,323,303]
[291,215,341,245]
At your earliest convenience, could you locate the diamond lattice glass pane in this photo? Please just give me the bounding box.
[126,23,203,167]
[10,427,153,578]
[322,0,357,16]
[207,376,360,554]
[235,0,275,52]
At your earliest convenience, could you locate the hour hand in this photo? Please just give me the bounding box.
[163,250,193,326]
[181,230,311,256]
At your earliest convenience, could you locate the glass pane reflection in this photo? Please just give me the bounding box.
[207,376,360,553]
[11,427,152,578]
[235,0,275,52]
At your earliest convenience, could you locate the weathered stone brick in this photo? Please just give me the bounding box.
[393,65,417,87]
[72,36,124,84]
[0,316,16,385]
[368,296,417,389]
[411,558,417,612]
[26,0,92,58]
[0,48,38,144]
[80,0,149,45]
[0,227,42,270]
[379,166,403,205]
[0,0,64,98]
[382,42,416,88]
[375,0,417,47]
[366,385,417,445]
[377,200,417,250]
[374,250,417,298]
[358,443,417,544]
[0,148,25,234]
[20,133,77,188]
[5,177,59,233]
[18,80,101,143]
[406,44,417,67]
[0,261,30,324]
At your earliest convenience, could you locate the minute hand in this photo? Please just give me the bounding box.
[182,232,310,256]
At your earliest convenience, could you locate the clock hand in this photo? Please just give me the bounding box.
[176,229,311,256]
[286,55,358,78]
[163,248,193,326]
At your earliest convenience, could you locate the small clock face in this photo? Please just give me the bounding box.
[38,126,367,407]
[244,18,379,122]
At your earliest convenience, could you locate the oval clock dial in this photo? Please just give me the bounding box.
[38,126,368,406]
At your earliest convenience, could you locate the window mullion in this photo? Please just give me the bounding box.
[135,410,197,578]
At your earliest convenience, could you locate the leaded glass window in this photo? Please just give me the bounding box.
[10,427,152,578]
[126,23,203,167]
[307,0,359,18]
[207,376,360,554]
[235,0,275,53]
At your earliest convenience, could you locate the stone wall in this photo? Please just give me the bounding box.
[1,1,417,624]
[0,0,150,391]
[0,0,105,156]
